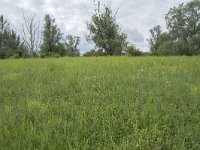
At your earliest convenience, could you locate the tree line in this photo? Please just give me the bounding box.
[149,0,200,56]
[0,0,200,59]
[0,13,81,59]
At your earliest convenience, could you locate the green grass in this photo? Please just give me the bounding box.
[0,56,200,149]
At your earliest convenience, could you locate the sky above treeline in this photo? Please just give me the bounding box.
[0,0,188,53]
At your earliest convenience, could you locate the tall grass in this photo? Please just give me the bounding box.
[0,57,200,149]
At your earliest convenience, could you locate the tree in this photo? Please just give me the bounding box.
[148,26,177,56]
[0,15,23,59]
[0,15,10,58]
[166,0,200,55]
[40,14,63,56]
[148,25,162,55]
[22,13,41,57]
[87,1,127,56]
[125,43,143,56]
[156,32,175,56]
[64,35,80,56]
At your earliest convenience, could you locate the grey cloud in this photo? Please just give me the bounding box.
[124,27,144,43]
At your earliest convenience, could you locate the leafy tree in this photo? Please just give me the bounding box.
[156,32,175,55]
[64,35,80,56]
[148,25,162,55]
[40,14,64,56]
[148,0,200,56]
[125,43,143,56]
[166,0,200,55]
[148,27,178,56]
[87,1,127,56]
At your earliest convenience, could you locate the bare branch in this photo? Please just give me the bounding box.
[22,11,41,57]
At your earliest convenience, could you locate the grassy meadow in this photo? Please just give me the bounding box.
[0,56,200,149]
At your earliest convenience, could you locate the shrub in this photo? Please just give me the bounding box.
[126,45,143,56]
[40,53,46,58]
[46,52,60,58]
[13,54,20,59]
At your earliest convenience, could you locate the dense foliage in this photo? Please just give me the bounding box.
[0,15,27,58]
[87,2,127,56]
[149,0,200,56]
[125,43,144,56]
[40,14,65,56]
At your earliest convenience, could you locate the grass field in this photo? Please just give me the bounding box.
[0,57,200,149]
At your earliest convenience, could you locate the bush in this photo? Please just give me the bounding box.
[46,52,60,58]
[13,54,20,59]
[40,53,46,58]
[0,50,6,59]
[10,54,20,59]
[126,45,143,56]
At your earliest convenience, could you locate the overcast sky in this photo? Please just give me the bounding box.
[0,0,188,53]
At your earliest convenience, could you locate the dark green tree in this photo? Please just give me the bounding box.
[0,15,22,59]
[0,15,9,58]
[40,14,64,56]
[87,1,127,56]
